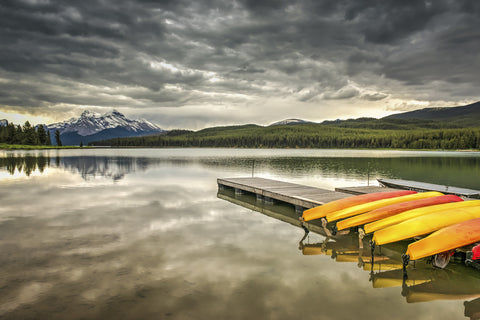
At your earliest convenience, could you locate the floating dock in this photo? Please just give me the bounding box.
[378,178,480,199]
[217,177,400,212]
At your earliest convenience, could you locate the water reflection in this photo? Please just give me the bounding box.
[1,149,479,319]
[1,151,480,189]
[218,187,480,318]
[0,155,150,181]
[0,155,50,176]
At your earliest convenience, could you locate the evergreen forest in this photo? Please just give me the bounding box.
[0,121,61,146]
[89,118,480,150]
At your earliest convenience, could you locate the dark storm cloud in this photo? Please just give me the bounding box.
[0,0,479,126]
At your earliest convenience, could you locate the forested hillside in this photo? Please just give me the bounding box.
[384,101,480,127]
[90,120,480,150]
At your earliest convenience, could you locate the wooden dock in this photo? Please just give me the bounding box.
[217,177,399,212]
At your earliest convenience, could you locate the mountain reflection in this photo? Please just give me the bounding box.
[218,187,480,318]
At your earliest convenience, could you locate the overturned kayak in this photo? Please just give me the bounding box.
[372,205,480,246]
[406,217,480,261]
[326,191,442,223]
[301,190,416,222]
[364,200,480,234]
[336,194,462,231]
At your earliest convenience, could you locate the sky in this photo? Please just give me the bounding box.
[0,0,479,130]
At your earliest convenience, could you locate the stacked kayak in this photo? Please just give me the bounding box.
[406,217,480,261]
[364,200,480,234]
[372,204,480,246]
[336,194,462,231]
[302,187,480,267]
[325,191,443,222]
[301,190,416,221]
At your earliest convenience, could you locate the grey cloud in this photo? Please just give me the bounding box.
[324,86,360,100]
[361,92,388,101]
[0,0,478,127]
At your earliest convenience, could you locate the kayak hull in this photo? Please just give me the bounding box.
[406,217,480,261]
[301,190,416,222]
[364,200,480,234]
[326,191,442,223]
[372,205,480,246]
[336,194,462,231]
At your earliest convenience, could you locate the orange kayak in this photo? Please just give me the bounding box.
[406,217,480,261]
[372,205,480,246]
[301,190,416,222]
[336,194,462,231]
[364,200,480,234]
[326,191,441,223]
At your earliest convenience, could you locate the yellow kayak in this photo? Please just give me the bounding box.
[336,194,461,231]
[364,200,480,234]
[372,205,480,246]
[326,191,443,223]
[301,190,416,222]
[406,217,480,261]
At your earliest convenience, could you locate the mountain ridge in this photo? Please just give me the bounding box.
[269,101,480,128]
[383,101,480,125]
[47,110,164,145]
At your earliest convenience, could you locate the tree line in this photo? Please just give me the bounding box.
[90,123,480,150]
[0,121,62,146]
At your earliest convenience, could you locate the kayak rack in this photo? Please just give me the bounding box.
[378,178,480,199]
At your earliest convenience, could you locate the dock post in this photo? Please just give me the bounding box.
[264,196,274,205]
[295,205,304,215]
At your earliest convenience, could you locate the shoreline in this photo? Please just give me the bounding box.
[1,144,478,152]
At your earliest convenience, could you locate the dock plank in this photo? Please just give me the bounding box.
[218,177,396,210]
[336,186,402,195]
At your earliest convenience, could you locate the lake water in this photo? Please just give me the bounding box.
[1,148,480,319]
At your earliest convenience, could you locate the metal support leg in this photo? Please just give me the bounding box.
[370,240,376,263]
[402,254,410,277]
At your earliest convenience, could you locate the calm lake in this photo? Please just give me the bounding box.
[1,148,480,319]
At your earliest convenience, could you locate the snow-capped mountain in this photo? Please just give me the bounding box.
[269,118,314,126]
[49,110,162,136]
[47,110,164,145]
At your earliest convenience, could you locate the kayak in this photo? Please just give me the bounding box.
[364,200,480,234]
[326,191,442,223]
[301,190,416,222]
[406,217,480,261]
[336,194,462,231]
[372,205,480,246]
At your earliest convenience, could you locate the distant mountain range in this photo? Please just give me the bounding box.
[47,110,164,145]
[383,101,480,126]
[269,118,313,126]
[271,101,480,128]
[2,101,478,146]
